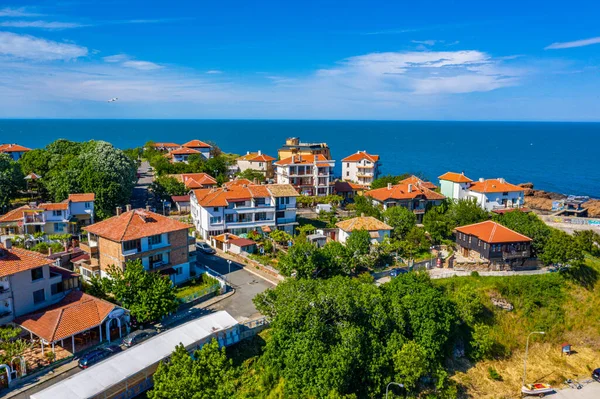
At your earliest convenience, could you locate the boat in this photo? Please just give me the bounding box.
[521,383,554,397]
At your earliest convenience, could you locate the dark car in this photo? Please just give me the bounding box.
[389,268,408,278]
[593,368,600,382]
[196,242,216,255]
[122,329,158,347]
[78,345,122,369]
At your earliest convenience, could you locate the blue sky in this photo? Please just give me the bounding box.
[0,0,599,120]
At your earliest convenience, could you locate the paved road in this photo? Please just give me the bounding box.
[131,160,153,209]
[553,382,600,399]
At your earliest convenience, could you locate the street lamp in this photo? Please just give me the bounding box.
[385,382,405,398]
[522,331,545,387]
[227,259,232,276]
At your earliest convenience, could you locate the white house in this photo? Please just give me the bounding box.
[335,216,392,245]
[439,172,524,211]
[190,180,299,239]
[167,147,202,163]
[274,154,335,196]
[68,193,95,226]
[236,151,276,179]
[181,140,212,159]
[341,151,380,187]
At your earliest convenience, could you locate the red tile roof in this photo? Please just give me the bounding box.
[169,147,201,155]
[336,216,392,232]
[365,183,446,202]
[229,238,256,247]
[455,221,532,243]
[39,202,69,211]
[171,195,190,202]
[399,175,437,190]
[152,142,180,148]
[169,173,217,189]
[15,291,116,343]
[0,244,52,278]
[213,233,240,243]
[468,179,524,193]
[0,205,32,223]
[238,152,276,162]
[0,143,31,153]
[341,151,380,163]
[84,209,192,242]
[274,154,333,166]
[192,182,271,207]
[68,193,95,202]
[438,172,473,183]
[182,139,211,149]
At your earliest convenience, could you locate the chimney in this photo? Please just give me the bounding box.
[126,204,132,212]
[4,238,12,250]
[258,150,262,155]
[479,178,485,183]
[48,247,52,256]
[408,184,413,193]
[387,183,392,190]
[116,206,122,216]
[246,151,250,155]
[146,205,152,212]
[253,178,259,185]
[461,171,465,175]
[499,178,506,184]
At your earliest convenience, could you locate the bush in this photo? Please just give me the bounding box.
[470,271,480,278]
[487,366,502,381]
[470,323,495,361]
[31,242,49,254]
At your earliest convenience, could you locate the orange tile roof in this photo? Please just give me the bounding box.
[238,152,276,162]
[365,183,446,202]
[152,142,180,148]
[212,233,240,243]
[336,216,392,232]
[182,139,211,148]
[15,291,116,343]
[468,179,524,193]
[0,143,31,153]
[455,221,532,243]
[274,154,333,166]
[68,193,95,202]
[169,147,201,155]
[0,244,52,277]
[169,173,217,189]
[341,151,380,163]
[84,209,192,242]
[0,205,32,223]
[399,175,437,190]
[192,182,271,207]
[229,238,256,247]
[39,202,69,211]
[438,172,473,183]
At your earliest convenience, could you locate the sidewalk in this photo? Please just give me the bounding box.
[213,249,282,285]
[428,268,550,279]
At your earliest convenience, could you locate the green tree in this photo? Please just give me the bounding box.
[296,223,316,236]
[393,341,429,391]
[493,210,551,256]
[383,206,416,239]
[539,229,584,266]
[151,176,187,201]
[351,195,382,219]
[574,230,600,256]
[370,174,410,190]
[346,229,371,256]
[237,168,265,183]
[402,226,430,257]
[321,241,352,275]
[470,323,495,361]
[423,204,453,243]
[454,285,484,324]
[149,340,235,399]
[0,326,30,364]
[0,153,25,208]
[269,229,292,245]
[447,198,489,227]
[278,241,326,278]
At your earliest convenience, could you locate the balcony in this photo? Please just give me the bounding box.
[0,311,13,325]
[0,286,11,300]
[123,248,140,256]
[276,204,297,211]
[23,213,45,225]
[276,217,297,225]
[148,260,170,270]
[502,250,530,259]
[79,241,98,254]
[148,241,170,251]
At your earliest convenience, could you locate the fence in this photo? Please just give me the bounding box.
[177,283,221,304]
[240,317,270,340]
[541,215,600,227]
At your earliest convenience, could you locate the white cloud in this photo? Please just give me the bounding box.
[0,7,42,17]
[122,60,163,70]
[412,40,437,46]
[205,70,223,74]
[545,37,600,50]
[103,54,130,63]
[0,31,87,61]
[0,20,87,29]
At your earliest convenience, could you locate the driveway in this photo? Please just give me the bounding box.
[131,160,154,209]
[552,382,600,399]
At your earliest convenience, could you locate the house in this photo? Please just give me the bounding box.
[151,142,180,152]
[166,147,202,163]
[365,182,446,223]
[190,180,299,238]
[171,195,191,213]
[454,220,532,267]
[341,151,380,187]
[236,151,276,179]
[81,206,194,284]
[336,216,392,245]
[399,175,437,190]
[334,181,366,200]
[274,154,335,196]
[209,233,256,254]
[168,173,217,189]
[307,233,327,248]
[0,239,80,325]
[67,193,95,227]
[278,137,331,160]
[181,139,212,159]
[439,172,524,211]
[0,143,31,161]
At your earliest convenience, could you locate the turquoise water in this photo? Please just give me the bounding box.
[0,119,598,197]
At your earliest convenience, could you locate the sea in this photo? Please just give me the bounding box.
[0,119,598,198]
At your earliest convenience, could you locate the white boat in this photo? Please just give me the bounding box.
[521,383,554,397]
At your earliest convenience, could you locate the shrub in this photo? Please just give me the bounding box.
[487,366,502,381]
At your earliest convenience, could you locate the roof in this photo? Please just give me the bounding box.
[336,216,392,232]
[70,253,90,263]
[152,142,180,148]
[84,209,192,242]
[341,151,380,163]
[39,202,69,211]
[238,152,276,162]
[192,183,272,207]
[274,154,333,166]
[15,291,116,343]
[399,175,437,190]
[68,193,95,203]
[212,233,240,243]
[30,311,238,399]
[365,183,446,202]
[0,244,52,278]
[0,143,31,153]
[168,147,201,155]
[229,238,256,247]
[169,173,217,189]
[171,195,190,202]
[468,179,524,194]
[0,205,31,223]
[266,184,299,197]
[182,139,211,148]
[455,221,532,243]
[24,172,41,180]
[438,172,473,183]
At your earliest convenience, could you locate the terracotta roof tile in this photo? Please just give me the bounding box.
[468,179,524,193]
[0,244,52,278]
[0,143,31,153]
[341,151,380,163]
[152,142,180,148]
[39,202,69,211]
[171,195,190,202]
[68,193,95,202]
[84,209,191,242]
[212,233,240,243]
[182,139,211,148]
[336,216,392,232]
[438,172,473,183]
[229,238,256,247]
[0,205,31,223]
[455,221,532,243]
[15,291,116,342]
[169,173,217,189]
[267,184,299,197]
[399,175,437,190]
[238,152,276,162]
[365,183,446,202]
[169,147,201,155]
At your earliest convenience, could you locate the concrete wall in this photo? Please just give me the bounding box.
[9,264,64,318]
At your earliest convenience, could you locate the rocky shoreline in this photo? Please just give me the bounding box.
[519,182,600,218]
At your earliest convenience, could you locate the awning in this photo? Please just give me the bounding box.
[159,267,177,275]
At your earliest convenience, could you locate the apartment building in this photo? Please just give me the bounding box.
[236,151,276,179]
[341,151,380,187]
[274,154,335,196]
[0,239,80,325]
[278,137,331,160]
[0,143,31,161]
[82,207,194,284]
[190,180,298,238]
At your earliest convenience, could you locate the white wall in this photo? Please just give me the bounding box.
[342,158,378,186]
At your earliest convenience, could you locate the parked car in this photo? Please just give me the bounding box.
[389,268,408,278]
[316,204,333,214]
[196,242,216,255]
[123,329,157,347]
[78,345,122,369]
[593,368,600,382]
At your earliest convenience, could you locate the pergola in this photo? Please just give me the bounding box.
[14,291,129,355]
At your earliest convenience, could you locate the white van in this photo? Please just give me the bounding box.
[316,204,333,214]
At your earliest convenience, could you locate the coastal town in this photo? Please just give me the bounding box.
[0,137,599,399]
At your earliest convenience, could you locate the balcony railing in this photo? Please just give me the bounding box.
[0,286,11,300]
[23,214,45,224]
[276,218,297,225]
[502,251,530,259]
[276,204,297,211]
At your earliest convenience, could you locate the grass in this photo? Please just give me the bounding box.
[175,273,219,299]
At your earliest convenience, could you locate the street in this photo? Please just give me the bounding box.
[131,160,154,209]
[553,382,600,399]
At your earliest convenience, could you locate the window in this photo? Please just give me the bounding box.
[346,171,349,177]
[347,163,350,167]
[123,239,140,252]
[255,198,266,206]
[51,282,64,296]
[259,162,263,168]
[255,212,267,221]
[31,267,44,281]
[148,234,162,246]
[276,211,284,218]
[483,243,487,250]
[213,207,219,212]
[33,289,45,304]
[175,267,183,276]
[210,216,222,224]
[84,202,91,208]
[225,214,234,223]
[149,253,164,269]
[468,236,472,244]
[52,210,62,217]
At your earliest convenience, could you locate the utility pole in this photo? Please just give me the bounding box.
[523,331,545,387]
